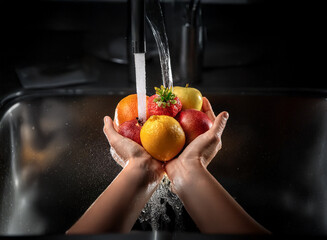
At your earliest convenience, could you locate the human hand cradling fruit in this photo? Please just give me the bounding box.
[165,98,229,180]
[69,94,270,235]
[113,86,217,162]
[103,116,164,181]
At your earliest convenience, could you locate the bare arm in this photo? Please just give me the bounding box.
[166,158,269,234]
[165,99,270,234]
[66,117,163,234]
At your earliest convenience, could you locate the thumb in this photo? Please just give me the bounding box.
[103,116,120,144]
[211,111,229,137]
[201,97,216,122]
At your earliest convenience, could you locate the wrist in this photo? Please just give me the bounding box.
[126,157,164,184]
[166,158,207,196]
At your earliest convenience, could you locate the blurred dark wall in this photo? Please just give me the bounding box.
[201,2,326,89]
[0,0,326,96]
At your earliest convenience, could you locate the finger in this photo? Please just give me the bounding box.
[113,121,119,132]
[113,109,119,131]
[211,111,229,137]
[201,97,216,122]
[103,116,121,144]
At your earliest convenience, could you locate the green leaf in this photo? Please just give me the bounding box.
[153,85,178,109]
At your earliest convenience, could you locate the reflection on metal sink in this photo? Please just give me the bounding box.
[1,89,327,235]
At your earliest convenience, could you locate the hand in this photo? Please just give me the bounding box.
[103,116,164,181]
[198,97,228,167]
[179,110,229,168]
[165,98,229,188]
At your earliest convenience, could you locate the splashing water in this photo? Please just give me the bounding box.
[139,175,184,231]
[110,148,184,230]
[135,0,185,230]
[146,0,173,89]
[111,0,182,231]
[134,53,147,123]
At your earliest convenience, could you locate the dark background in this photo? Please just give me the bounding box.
[0,0,326,97]
[0,0,327,237]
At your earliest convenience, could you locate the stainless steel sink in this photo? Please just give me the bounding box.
[1,89,327,235]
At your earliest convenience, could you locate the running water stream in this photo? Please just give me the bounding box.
[134,53,147,123]
[134,0,184,231]
[146,0,174,90]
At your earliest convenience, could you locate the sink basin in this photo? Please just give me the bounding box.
[1,88,327,235]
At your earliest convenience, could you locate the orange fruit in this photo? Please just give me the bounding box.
[114,94,149,126]
[140,115,185,162]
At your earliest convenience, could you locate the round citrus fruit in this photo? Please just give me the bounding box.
[114,94,148,126]
[140,115,185,161]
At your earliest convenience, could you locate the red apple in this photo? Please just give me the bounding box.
[176,109,213,145]
[117,118,142,145]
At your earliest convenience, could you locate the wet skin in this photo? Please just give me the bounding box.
[67,97,269,234]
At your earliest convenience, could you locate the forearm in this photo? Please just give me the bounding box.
[170,162,269,234]
[67,161,162,234]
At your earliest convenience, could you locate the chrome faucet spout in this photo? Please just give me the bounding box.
[130,0,146,54]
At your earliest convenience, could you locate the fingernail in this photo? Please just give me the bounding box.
[104,116,110,123]
[223,112,229,120]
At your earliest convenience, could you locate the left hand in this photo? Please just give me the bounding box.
[103,116,164,181]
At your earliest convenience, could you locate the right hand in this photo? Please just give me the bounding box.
[179,110,228,168]
[165,98,229,188]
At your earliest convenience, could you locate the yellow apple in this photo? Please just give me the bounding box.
[173,85,203,111]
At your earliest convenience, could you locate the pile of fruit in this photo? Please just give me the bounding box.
[114,85,213,162]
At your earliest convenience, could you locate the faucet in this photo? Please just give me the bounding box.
[130,0,146,54]
[128,0,205,84]
[179,0,204,84]
[128,0,146,83]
